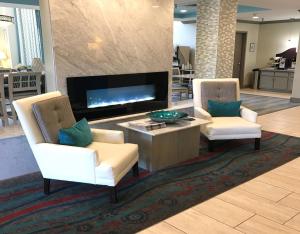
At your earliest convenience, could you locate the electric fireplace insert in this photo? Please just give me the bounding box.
[67,72,169,120]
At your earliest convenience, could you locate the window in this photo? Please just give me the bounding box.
[15,8,43,66]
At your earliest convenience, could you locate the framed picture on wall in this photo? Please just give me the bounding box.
[249,43,256,52]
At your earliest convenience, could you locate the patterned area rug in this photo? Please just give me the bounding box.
[1,132,300,234]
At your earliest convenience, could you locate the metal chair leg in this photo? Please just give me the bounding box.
[44,178,50,195]
[208,140,214,152]
[132,162,139,177]
[255,138,261,150]
[110,186,118,203]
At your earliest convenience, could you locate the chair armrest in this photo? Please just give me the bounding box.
[194,107,212,120]
[33,143,97,184]
[91,128,124,144]
[240,106,258,123]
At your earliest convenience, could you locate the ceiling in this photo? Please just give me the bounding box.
[0,0,39,9]
[175,0,300,22]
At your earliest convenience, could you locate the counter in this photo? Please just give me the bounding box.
[258,68,294,92]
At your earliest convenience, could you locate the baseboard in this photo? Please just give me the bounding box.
[290,97,300,103]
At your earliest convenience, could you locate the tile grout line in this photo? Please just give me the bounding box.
[255,177,296,192]
[216,196,297,226]
[233,213,256,229]
[283,211,300,225]
[275,191,294,204]
[190,198,255,229]
[189,206,245,232]
[237,185,292,203]
[162,221,188,234]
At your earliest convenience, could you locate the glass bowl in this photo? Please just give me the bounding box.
[147,110,188,124]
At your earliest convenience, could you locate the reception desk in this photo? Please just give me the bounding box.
[259,68,294,92]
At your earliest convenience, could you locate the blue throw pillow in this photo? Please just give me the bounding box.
[58,118,93,147]
[207,100,242,117]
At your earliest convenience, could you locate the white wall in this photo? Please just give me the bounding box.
[0,7,19,67]
[236,22,260,87]
[173,21,196,49]
[257,22,300,68]
[173,21,196,67]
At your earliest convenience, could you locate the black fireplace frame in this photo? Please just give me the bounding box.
[67,72,169,121]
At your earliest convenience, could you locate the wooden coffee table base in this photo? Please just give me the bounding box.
[127,126,200,172]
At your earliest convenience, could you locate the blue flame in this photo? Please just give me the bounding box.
[87,85,156,108]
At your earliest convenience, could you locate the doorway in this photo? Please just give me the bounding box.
[233,32,247,87]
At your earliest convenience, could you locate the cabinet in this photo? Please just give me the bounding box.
[259,69,294,92]
[273,77,288,90]
[259,76,274,89]
[288,78,294,91]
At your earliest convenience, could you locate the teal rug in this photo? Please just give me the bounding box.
[1,131,300,233]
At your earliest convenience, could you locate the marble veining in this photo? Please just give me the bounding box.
[48,0,174,97]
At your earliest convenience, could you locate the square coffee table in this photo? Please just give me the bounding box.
[118,118,209,171]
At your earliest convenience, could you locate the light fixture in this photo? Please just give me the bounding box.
[252,14,259,19]
[0,51,7,67]
[180,9,188,13]
[152,0,160,8]
[0,14,14,27]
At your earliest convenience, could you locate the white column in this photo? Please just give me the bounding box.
[195,0,220,79]
[291,33,300,102]
[195,0,238,79]
[39,0,57,92]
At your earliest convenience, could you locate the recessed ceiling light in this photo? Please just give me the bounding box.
[252,14,259,19]
[180,9,188,13]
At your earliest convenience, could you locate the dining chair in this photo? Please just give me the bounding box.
[7,72,42,120]
[0,74,8,126]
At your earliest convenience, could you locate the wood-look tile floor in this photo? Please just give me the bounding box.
[139,106,300,234]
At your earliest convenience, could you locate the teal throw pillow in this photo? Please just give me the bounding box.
[58,118,93,147]
[207,100,242,117]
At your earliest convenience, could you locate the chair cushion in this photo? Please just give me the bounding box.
[207,100,241,117]
[58,118,93,147]
[201,81,237,110]
[202,117,261,137]
[32,95,76,143]
[88,142,138,186]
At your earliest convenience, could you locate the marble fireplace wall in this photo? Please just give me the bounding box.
[42,0,174,100]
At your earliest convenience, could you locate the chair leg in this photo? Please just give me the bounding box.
[110,186,118,203]
[255,138,261,150]
[44,178,50,195]
[208,140,214,152]
[132,162,139,177]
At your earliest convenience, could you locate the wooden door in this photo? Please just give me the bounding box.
[233,32,246,87]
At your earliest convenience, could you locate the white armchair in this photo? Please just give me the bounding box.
[13,91,139,203]
[193,78,261,151]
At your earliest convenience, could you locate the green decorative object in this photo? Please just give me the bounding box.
[147,110,188,123]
